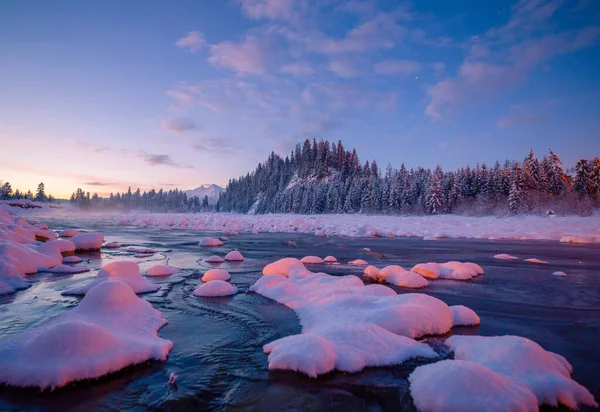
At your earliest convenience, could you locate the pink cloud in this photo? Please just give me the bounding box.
[281,62,314,76]
[175,31,206,53]
[497,114,545,128]
[161,118,198,134]
[375,59,421,75]
[237,0,304,21]
[208,36,272,76]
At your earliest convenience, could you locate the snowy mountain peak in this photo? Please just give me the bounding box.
[185,184,224,205]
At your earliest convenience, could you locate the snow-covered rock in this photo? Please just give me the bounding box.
[450,305,481,326]
[104,242,121,248]
[552,271,567,277]
[301,256,324,264]
[0,280,173,390]
[324,256,337,263]
[71,232,104,251]
[126,246,156,254]
[446,335,598,410]
[524,258,548,264]
[249,259,461,377]
[36,239,76,257]
[224,250,244,261]
[198,237,224,247]
[205,255,224,263]
[349,259,368,266]
[59,229,82,238]
[409,359,539,412]
[0,242,61,275]
[412,261,483,281]
[363,265,380,281]
[381,268,429,289]
[146,265,178,276]
[63,261,159,295]
[194,280,237,297]
[41,264,91,274]
[63,256,83,264]
[202,269,231,282]
[314,230,325,237]
[411,262,441,279]
[494,253,519,260]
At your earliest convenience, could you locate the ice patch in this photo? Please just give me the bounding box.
[104,242,121,248]
[63,256,83,264]
[42,264,91,274]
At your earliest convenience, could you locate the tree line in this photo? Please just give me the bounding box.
[68,187,214,212]
[0,182,55,203]
[218,139,600,216]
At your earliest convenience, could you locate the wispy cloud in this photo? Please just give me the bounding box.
[140,153,193,168]
[281,62,314,76]
[84,181,119,186]
[191,137,239,155]
[236,0,305,21]
[162,117,199,134]
[175,31,206,53]
[374,59,421,75]
[208,35,273,76]
[497,114,545,128]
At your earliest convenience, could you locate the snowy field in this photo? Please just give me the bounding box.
[113,211,600,243]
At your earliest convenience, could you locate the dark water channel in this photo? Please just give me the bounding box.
[1,217,599,411]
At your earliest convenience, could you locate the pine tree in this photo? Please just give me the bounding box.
[523,149,540,190]
[35,182,47,202]
[590,157,600,198]
[574,159,592,196]
[426,172,446,214]
[0,182,12,199]
[547,149,566,196]
[509,164,525,213]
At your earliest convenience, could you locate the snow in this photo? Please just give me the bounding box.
[194,280,237,297]
[37,239,76,256]
[301,256,324,264]
[71,232,104,251]
[224,250,244,261]
[412,261,483,281]
[409,359,539,412]
[205,255,224,263]
[63,261,159,295]
[146,265,178,276]
[380,268,429,289]
[0,280,173,390]
[198,237,224,247]
[63,255,83,263]
[494,253,519,260]
[202,269,231,282]
[349,259,368,265]
[450,305,481,326]
[314,230,325,237]
[59,229,82,238]
[524,258,549,264]
[104,242,121,248]
[0,242,61,275]
[42,264,91,274]
[363,265,380,281]
[553,271,567,277]
[447,335,598,410]
[324,255,337,263]
[249,258,467,377]
[116,213,600,243]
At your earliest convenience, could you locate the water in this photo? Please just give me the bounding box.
[1,218,599,411]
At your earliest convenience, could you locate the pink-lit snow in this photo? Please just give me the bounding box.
[146,264,178,276]
[0,280,172,390]
[63,261,159,295]
[301,256,324,264]
[202,269,231,282]
[194,280,237,297]
[494,253,519,260]
[224,250,244,261]
[450,305,481,326]
[71,232,104,251]
[205,255,225,263]
[198,237,224,247]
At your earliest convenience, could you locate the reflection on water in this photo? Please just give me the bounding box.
[1,217,599,411]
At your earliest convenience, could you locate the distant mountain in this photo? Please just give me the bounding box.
[185,184,224,205]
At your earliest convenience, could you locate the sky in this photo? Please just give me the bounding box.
[1,0,599,198]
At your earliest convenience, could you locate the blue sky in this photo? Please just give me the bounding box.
[1,0,599,197]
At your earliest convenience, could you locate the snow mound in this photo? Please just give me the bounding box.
[202,269,231,282]
[249,259,462,377]
[37,239,76,257]
[42,264,90,274]
[409,359,538,412]
[447,335,598,410]
[324,256,337,263]
[0,280,172,390]
[301,256,324,264]
[381,268,429,289]
[63,256,83,263]
[194,280,237,297]
[59,229,82,238]
[262,258,307,278]
[146,265,178,276]
[450,305,481,326]
[524,258,548,264]
[349,259,368,265]
[63,261,159,295]
[104,242,121,248]
[363,265,380,281]
[412,261,483,281]
[205,255,224,263]
[71,233,104,251]
[199,237,224,247]
[552,271,567,277]
[494,253,519,260]
[314,230,325,237]
[224,250,244,261]
[0,242,61,275]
